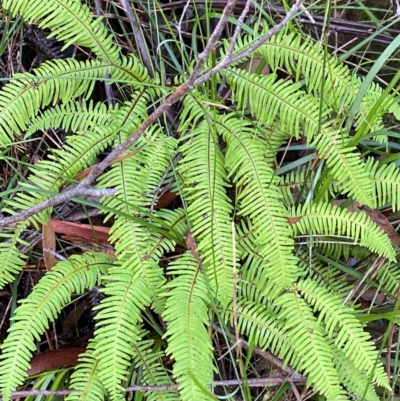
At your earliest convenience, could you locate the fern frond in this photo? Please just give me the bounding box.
[375,260,400,295]
[26,100,115,137]
[366,157,400,211]
[178,117,234,305]
[66,340,105,401]
[93,269,151,401]
[0,224,29,288]
[131,331,179,401]
[290,203,395,261]
[162,252,214,401]
[0,252,112,401]
[3,0,121,63]
[0,57,150,146]
[276,291,343,399]
[296,279,389,389]
[217,114,299,290]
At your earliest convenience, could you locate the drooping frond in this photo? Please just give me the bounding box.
[0,252,112,401]
[224,67,373,205]
[162,252,214,401]
[0,56,150,146]
[66,340,105,401]
[3,0,121,63]
[366,157,400,211]
[93,270,151,401]
[290,202,395,261]
[296,279,389,389]
[25,100,115,137]
[178,113,234,305]
[275,291,344,399]
[217,114,299,290]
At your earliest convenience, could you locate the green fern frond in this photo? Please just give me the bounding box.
[4,126,116,225]
[3,0,121,63]
[217,114,299,290]
[253,30,399,129]
[162,252,214,401]
[131,331,179,401]
[296,278,389,389]
[66,340,105,401]
[330,339,380,401]
[276,291,343,399]
[93,270,151,401]
[26,100,115,137]
[375,260,400,295]
[290,203,395,261]
[0,224,29,288]
[0,252,112,401]
[178,118,234,305]
[366,157,400,211]
[0,57,150,146]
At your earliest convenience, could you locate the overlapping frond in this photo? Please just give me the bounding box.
[290,203,395,260]
[3,0,121,63]
[217,114,298,290]
[162,253,214,401]
[296,279,389,388]
[0,252,112,401]
[178,114,234,305]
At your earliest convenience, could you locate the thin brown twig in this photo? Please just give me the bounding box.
[0,0,303,228]
[4,375,307,399]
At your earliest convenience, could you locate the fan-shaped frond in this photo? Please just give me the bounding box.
[0,252,112,401]
[178,118,234,305]
[162,253,214,401]
[296,278,389,389]
[0,57,150,146]
[26,100,115,137]
[93,269,151,401]
[276,291,343,399]
[290,203,395,261]
[217,114,298,290]
[3,0,121,63]
[66,340,105,401]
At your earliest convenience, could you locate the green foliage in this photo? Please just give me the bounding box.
[0,1,399,400]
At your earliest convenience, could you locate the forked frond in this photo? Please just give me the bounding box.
[3,0,121,63]
[162,252,214,401]
[0,252,112,401]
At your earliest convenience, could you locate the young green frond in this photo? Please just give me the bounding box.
[0,252,112,401]
[162,253,214,401]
